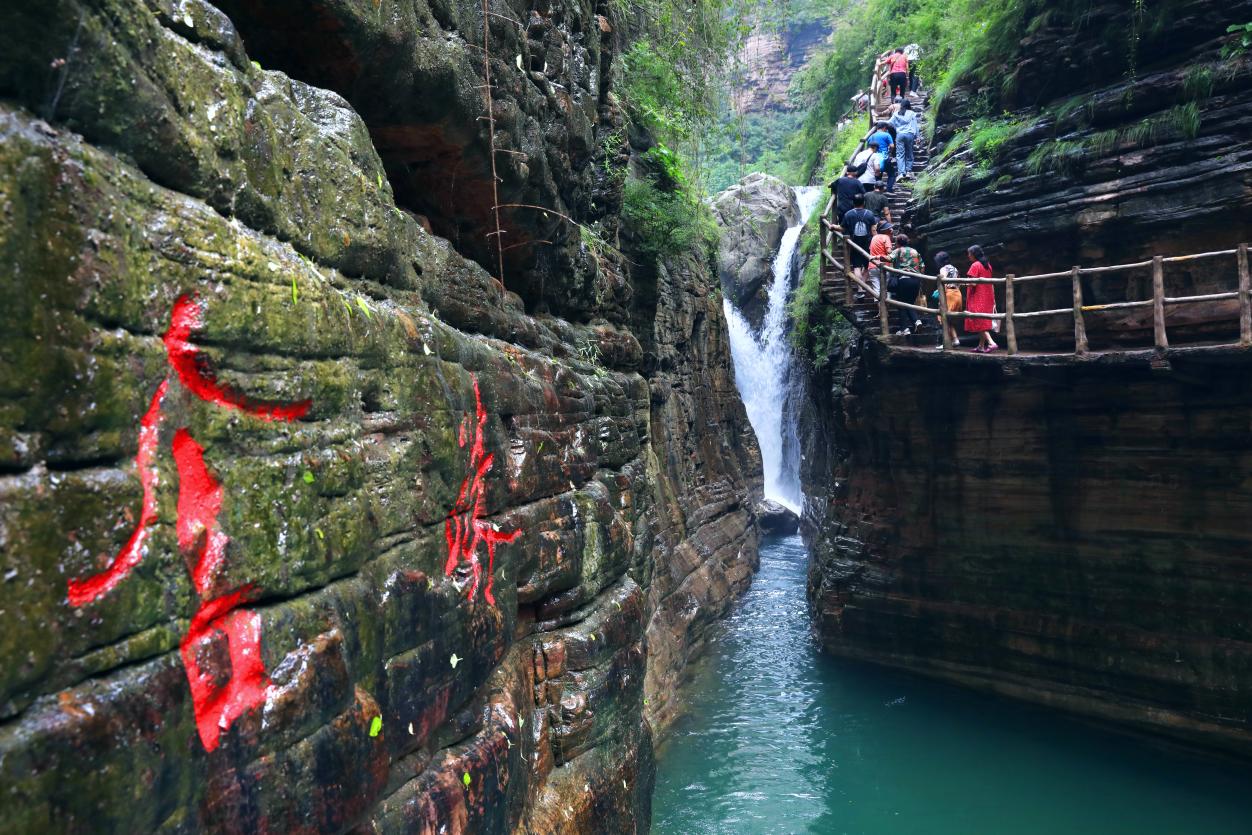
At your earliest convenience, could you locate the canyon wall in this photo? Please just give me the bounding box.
[0,0,760,831]
[802,0,1252,759]
[801,342,1252,757]
[732,20,829,114]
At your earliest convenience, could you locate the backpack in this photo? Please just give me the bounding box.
[853,213,869,238]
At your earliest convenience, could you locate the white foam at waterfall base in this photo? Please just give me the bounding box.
[725,185,824,516]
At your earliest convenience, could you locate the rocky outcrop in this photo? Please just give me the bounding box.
[756,500,799,535]
[632,247,764,730]
[801,338,1252,758]
[801,1,1252,757]
[0,0,759,831]
[712,173,798,328]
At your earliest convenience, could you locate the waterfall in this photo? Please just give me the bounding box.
[724,185,824,515]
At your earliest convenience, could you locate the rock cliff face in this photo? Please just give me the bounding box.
[801,342,1252,757]
[733,21,829,114]
[802,0,1252,759]
[0,1,760,831]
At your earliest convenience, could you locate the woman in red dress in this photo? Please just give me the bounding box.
[964,245,999,353]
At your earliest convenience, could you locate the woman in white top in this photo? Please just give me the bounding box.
[853,146,881,189]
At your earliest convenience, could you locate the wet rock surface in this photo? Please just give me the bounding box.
[0,1,760,831]
[800,339,1252,758]
[209,0,625,321]
[755,500,799,535]
[712,172,799,329]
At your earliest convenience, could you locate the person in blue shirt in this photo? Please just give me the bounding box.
[890,99,920,179]
[864,124,898,192]
[867,125,894,165]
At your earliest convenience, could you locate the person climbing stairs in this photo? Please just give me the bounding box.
[821,86,930,341]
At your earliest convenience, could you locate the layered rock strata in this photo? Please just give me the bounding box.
[801,340,1252,757]
[0,0,760,831]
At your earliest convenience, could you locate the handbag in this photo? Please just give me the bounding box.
[992,302,1001,333]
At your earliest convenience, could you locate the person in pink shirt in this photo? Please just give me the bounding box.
[887,48,909,101]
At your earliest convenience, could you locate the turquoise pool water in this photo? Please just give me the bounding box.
[652,535,1252,834]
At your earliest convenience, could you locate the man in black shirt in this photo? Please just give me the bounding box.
[863,180,892,223]
[842,193,877,289]
[830,165,865,219]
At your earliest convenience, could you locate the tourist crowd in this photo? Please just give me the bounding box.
[831,45,1001,353]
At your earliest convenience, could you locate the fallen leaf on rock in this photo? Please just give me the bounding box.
[462,772,472,787]
[302,470,315,484]
[450,653,461,669]
[369,716,383,737]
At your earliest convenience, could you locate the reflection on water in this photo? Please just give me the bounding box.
[652,535,1252,834]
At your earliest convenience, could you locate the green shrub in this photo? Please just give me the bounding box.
[788,227,852,369]
[622,176,719,263]
[1224,22,1252,59]
[912,162,967,202]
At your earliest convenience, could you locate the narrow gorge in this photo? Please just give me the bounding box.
[3,0,1252,832]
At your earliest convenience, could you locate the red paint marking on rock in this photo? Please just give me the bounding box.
[180,586,268,751]
[67,295,315,751]
[172,428,229,596]
[164,293,311,422]
[67,380,168,606]
[444,376,522,604]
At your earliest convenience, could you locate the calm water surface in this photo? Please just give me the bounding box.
[652,535,1252,834]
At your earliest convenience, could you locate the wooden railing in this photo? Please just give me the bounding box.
[819,196,1252,355]
[838,54,898,165]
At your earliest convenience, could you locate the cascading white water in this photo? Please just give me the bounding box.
[724,185,824,515]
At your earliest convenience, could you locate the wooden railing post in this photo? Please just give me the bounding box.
[936,272,953,350]
[1005,274,1018,355]
[819,209,829,303]
[1239,243,1251,347]
[842,237,853,306]
[1071,266,1088,354]
[878,266,891,337]
[1152,255,1168,350]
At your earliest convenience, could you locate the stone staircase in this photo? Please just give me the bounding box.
[821,88,937,345]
